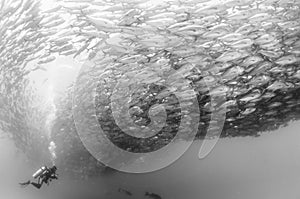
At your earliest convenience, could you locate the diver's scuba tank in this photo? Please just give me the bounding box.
[32,166,47,179]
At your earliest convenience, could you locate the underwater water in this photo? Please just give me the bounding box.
[1,0,300,198]
[1,121,300,199]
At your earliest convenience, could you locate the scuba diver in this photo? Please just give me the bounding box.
[19,165,58,189]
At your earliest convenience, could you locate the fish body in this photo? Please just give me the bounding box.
[202,29,229,39]
[239,90,261,102]
[235,24,256,35]
[216,51,243,62]
[242,55,264,67]
[219,33,244,43]
[145,18,176,28]
[222,66,245,80]
[195,5,227,16]
[255,34,276,45]
[87,16,115,29]
[249,13,272,23]
[227,10,255,21]
[38,56,56,64]
[248,61,272,76]
[275,55,299,65]
[168,21,192,29]
[248,75,271,86]
[258,49,284,58]
[267,81,291,91]
[229,38,253,49]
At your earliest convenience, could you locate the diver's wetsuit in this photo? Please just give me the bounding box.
[20,166,58,189]
[30,169,58,189]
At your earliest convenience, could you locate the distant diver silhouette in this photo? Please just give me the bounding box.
[118,188,133,196]
[145,191,162,199]
[19,165,58,189]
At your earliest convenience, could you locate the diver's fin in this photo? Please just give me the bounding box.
[19,180,31,187]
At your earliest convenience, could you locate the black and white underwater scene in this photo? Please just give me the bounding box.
[1,0,300,198]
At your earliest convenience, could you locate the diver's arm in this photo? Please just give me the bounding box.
[50,173,58,179]
[37,176,41,184]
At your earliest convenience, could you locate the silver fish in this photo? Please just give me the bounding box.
[275,55,299,65]
[202,29,229,39]
[37,56,56,64]
[258,49,284,58]
[255,34,277,45]
[240,107,256,115]
[239,89,261,102]
[248,75,271,86]
[216,51,243,62]
[229,38,254,49]
[86,16,115,29]
[235,24,256,35]
[219,33,244,43]
[145,18,176,28]
[42,5,62,13]
[267,81,291,91]
[241,55,264,67]
[249,13,272,23]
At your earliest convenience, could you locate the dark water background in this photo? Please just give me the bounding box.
[1,120,300,199]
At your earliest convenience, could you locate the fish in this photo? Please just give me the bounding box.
[51,38,72,46]
[248,75,271,86]
[283,36,299,46]
[86,16,115,29]
[258,49,284,58]
[216,51,243,62]
[235,24,257,35]
[266,81,291,91]
[293,71,300,79]
[54,44,74,53]
[239,89,261,102]
[241,55,264,67]
[42,5,62,13]
[269,66,286,73]
[171,46,198,57]
[193,15,220,26]
[202,29,229,39]
[268,102,283,108]
[222,66,245,80]
[175,12,190,22]
[63,4,90,10]
[229,38,254,49]
[40,15,61,26]
[209,85,230,95]
[227,10,256,21]
[248,61,272,76]
[119,54,147,64]
[145,18,176,28]
[177,24,204,32]
[277,21,299,30]
[37,56,56,64]
[73,42,90,58]
[210,23,231,31]
[219,33,244,43]
[249,13,272,23]
[148,12,176,20]
[194,5,227,16]
[240,107,256,115]
[254,34,277,45]
[168,21,192,29]
[275,55,299,65]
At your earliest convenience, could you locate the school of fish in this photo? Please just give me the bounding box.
[1,0,300,154]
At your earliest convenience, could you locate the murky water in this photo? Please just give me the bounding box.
[1,121,300,199]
